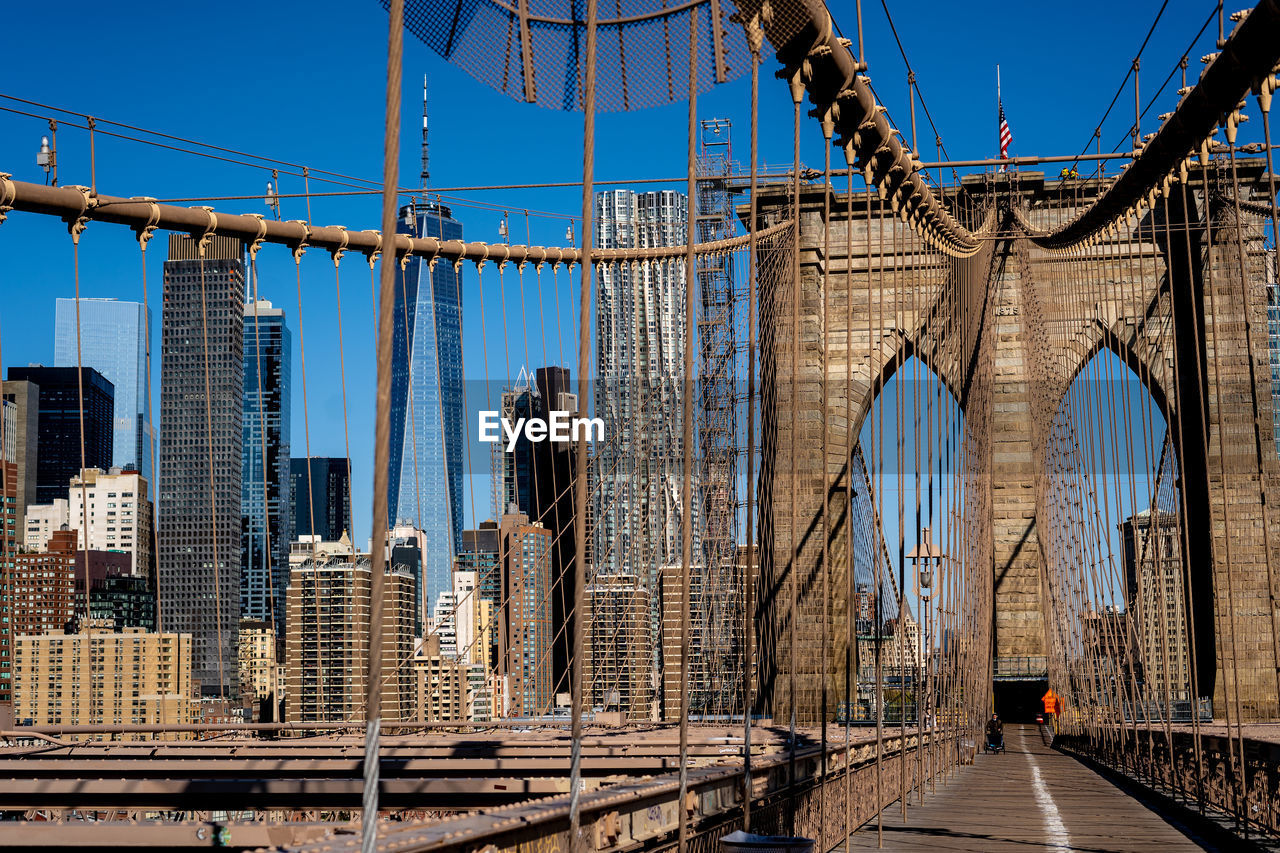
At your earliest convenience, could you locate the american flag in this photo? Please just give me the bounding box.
[999,101,1012,160]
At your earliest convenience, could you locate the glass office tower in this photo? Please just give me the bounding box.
[242,299,292,628]
[291,457,353,542]
[54,298,154,476]
[388,201,464,616]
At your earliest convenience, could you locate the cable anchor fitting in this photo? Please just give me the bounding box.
[245,214,269,262]
[331,226,349,267]
[287,220,311,264]
[64,185,96,244]
[360,230,381,269]
[194,207,218,257]
[130,197,161,251]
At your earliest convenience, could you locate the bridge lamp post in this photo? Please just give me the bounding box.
[908,526,946,795]
[36,122,57,186]
[499,211,510,244]
[264,181,281,220]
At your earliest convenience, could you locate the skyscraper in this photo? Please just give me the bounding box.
[7,366,114,505]
[532,366,577,694]
[499,510,552,717]
[159,234,244,697]
[491,370,537,521]
[1120,510,1192,704]
[68,467,154,576]
[54,298,155,475]
[0,397,19,705]
[592,189,697,663]
[457,521,501,670]
[290,457,352,542]
[285,556,416,723]
[388,201,464,617]
[242,299,292,629]
[1,379,39,523]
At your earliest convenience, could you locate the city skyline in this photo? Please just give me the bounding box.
[0,0,1216,548]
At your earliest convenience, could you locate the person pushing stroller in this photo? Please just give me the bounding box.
[985,713,1005,753]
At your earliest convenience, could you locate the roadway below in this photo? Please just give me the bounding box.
[841,724,1217,852]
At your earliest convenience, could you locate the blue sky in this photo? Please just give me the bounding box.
[0,0,1226,541]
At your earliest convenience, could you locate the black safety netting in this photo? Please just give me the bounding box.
[385,0,754,113]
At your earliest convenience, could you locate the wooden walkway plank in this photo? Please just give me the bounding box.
[838,725,1210,852]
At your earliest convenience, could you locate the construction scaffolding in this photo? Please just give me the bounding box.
[694,118,741,717]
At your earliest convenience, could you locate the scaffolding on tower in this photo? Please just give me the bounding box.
[694,118,741,717]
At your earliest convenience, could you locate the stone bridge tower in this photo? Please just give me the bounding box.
[756,162,1279,724]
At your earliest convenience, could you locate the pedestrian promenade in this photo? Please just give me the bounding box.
[841,724,1211,851]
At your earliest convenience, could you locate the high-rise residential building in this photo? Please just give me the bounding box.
[7,366,114,505]
[159,234,245,697]
[2,527,77,704]
[54,298,155,475]
[13,624,194,737]
[388,524,428,635]
[10,528,77,637]
[1,379,39,523]
[68,467,153,576]
[23,499,68,552]
[291,457,351,542]
[413,633,466,722]
[592,189,697,675]
[451,569,493,672]
[459,521,500,598]
[238,620,281,722]
[388,202,464,618]
[583,573,652,720]
[242,299,292,629]
[457,521,500,669]
[499,510,552,717]
[1120,510,1192,704]
[0,404,18,705]
[431,588,459,657]
[284,556,416,723]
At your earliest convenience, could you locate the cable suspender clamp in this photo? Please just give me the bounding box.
[194,207,218,258]
[331,225,349,268]
[360,230,381,270]
[64,185,94,244]
[131,197,161,252]
[246,214,269,263]
[398,236,414,272]
[288,220,311,264]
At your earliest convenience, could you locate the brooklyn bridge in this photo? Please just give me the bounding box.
[0,0,1279,850]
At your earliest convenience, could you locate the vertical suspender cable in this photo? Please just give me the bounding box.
[570,1,598,848]
[741,12,762,831]
[843,149,855,850]
[819,108,833,852]
[367,0,404,847]
[787,67,803,834]
[677,10,698,852]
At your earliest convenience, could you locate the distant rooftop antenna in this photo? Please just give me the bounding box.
[421,74,430,193]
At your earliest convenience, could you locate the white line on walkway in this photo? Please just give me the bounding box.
[1024,730,1071,852]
